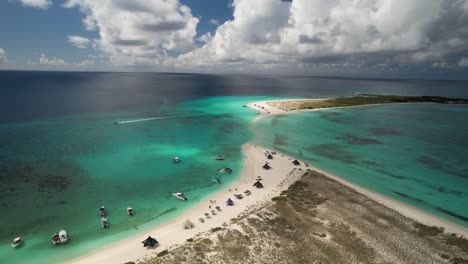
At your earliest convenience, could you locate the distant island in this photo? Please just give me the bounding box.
[267,95,468,112]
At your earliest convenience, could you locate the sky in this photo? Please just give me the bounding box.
[0,0,468,79]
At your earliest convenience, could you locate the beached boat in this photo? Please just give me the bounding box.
[172,156,180,163]
[218,168,232,174]
[59,230,68,243]
[214,155,224,160]
[52,234,60,245]
[12,237,22,248]
[99,206,106,216]
[101,217,109,228]
[173,192,188,201]
[127,206,134,216]
[212,178,222,184]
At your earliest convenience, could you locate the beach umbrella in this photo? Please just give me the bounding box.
[226,198,234,206]
[184,219,194,229]
[204,213,210,217]
[142,236,158,247]
[215,206,221,211]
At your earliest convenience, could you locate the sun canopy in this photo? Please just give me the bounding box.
[226,198,234,206]
[142,236,158,247]
[253,180,264,188]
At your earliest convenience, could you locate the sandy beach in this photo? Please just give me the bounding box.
[68,99,467,264]
[68,143,308,264]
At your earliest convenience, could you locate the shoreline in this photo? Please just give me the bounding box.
[67,143,308,264]
[68,98,467,264]
[248,99,468,236]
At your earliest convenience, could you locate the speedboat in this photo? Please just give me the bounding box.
[218,168,232,174]
[172,157,180,163]
[127,206,134,216]
[59,230,68,244]
[99,206,106,216]
[101,217,109,228]
[52,234,60,245]
[212,178,222,184]
[12,237,22,248]
[172,192,187,201]
[214,156,224,160]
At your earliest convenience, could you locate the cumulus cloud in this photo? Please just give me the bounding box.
[459,57,468,67]
[0,48,8,63]
[63,0,199,65]
[209,18,219,26]
[40,53,66,65]
[18,0,52,9]
[67,35,91,48]
[176,0,468,75]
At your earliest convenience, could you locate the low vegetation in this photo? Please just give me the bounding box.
[141,170,468,264]
[278,95,468,111]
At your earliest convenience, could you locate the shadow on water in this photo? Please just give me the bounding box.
[335,134,382,145]
[307,144,358,164]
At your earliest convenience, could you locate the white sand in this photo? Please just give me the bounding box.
[68,98,467,264]
[249,99,468,237]
[68,143,307,264]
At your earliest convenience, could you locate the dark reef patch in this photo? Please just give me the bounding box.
[320,112,350,123]
[274,134,288,146]
[307,144,358,164]
[417,155,467,179]
[335,134,382,145]
[370,127,401,136]
[377,170,407,180]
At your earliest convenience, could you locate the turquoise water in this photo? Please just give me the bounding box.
[254,103,468,227]
[0,96,276,264]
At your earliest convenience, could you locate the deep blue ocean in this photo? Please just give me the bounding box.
[1,71,467,264]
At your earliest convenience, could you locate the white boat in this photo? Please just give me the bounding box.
[52,234,60,245]
[172,157,180,163]
[212,178,221,184]
[173,192,187,201]
[101,217,109,228]
[127,206,134,216]
[59,230,68,243]
[99,206,106,216]
[12,237,22,248]
[214,156,224,160]
[218,168,232,174]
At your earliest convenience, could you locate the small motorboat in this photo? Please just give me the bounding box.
[173,192,187,201]
[127,206,134,216]
[214,156,224,160]
[212,178,222,184]
[59,230,68,244]
[101,217,109,228]
[52,234,60,245]
[218,168,232,174]
[12,237,22,248]
[172,156,180,163]
[99,206,106,216]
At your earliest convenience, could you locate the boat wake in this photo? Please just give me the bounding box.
[114,114,204,124]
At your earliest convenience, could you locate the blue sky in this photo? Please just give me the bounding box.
[0,0,468,79]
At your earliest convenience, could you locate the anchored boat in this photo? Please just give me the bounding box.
[173,192,188,201]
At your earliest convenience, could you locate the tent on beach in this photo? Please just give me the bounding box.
[253,180,264,189]
[142,236,158,247]
[292,159,301,166]
[262,163,271,170]
[267,154,273,159]
[184,219,194,229]
[226,198,234,206]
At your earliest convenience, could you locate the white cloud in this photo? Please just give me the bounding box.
[209,18,219,26]
[176,0,468,74]
[18,0,52,9]
[0,48,8,63]
[63,0,199,66]
[459,57,468,67]
[67,35,91,48]
[40,53,66,65]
